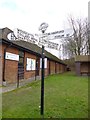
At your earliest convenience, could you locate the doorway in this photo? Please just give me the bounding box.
[18,51,24,80]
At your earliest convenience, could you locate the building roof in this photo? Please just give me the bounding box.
[0,27,13,40]
[13,40,64,64]
[75,55,90,62]
[0,27,66,65]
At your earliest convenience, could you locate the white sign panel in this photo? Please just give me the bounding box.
[40,58,47,68]
[31,59,36,70]
[46,30,64,40]
[38,38,48,47]
[47,41,59,50]
[26,58,32,70]
[38,34,59,50]
[44,58,47,68]
[13,28,38,44]
[5,52,19,61]
[26,58,36,70]
[39,29,73,40]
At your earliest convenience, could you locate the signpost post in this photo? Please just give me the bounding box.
[39,22,48,116]
[41,45,44,116]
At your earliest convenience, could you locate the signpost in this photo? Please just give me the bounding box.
[8,27,62,50]
[39,22,48,116]
[38,23,63,116]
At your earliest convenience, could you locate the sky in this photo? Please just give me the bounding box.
[0,0,89,34]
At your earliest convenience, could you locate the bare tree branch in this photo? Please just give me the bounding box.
[62,16,89,58]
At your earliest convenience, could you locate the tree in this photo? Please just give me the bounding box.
[62,16,90,59]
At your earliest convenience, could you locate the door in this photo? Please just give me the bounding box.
[18,51,24,80]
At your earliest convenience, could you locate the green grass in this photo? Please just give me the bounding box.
[2,72,88,118]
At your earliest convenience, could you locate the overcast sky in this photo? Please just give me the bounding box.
[0,0,89,34]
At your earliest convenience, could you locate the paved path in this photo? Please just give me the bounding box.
[1,76,41,93]
[2,84,21,93]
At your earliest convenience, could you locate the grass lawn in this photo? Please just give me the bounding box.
[2,72,88,118]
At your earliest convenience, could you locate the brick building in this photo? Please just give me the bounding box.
[0,27,67,86]
[75,55,90,76]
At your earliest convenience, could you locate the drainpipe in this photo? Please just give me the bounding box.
[3,43,12,86]
[55,62,57,74]
[35,58,37,81]
[35,57,39,81]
